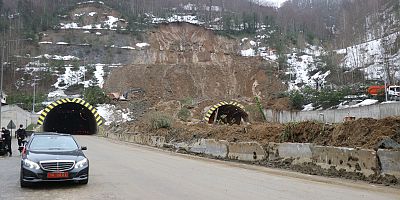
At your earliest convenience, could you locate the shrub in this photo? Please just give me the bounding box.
[83,86,109,105]
[245,104,264,122]
[8,92,46,112]
[148,112,172,130]
[177,108,191,122]
[179,97,194,106]
[315,88,346,109]
[288,90,305,110]
[26,123,38,131]
[281,122,298,142]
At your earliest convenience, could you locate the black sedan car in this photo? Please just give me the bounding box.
[20,133,89,187]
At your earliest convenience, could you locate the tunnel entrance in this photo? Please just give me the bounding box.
[38,98,103,135]
[204,101,248,125]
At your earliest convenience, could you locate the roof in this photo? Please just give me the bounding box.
[31,132,72,137]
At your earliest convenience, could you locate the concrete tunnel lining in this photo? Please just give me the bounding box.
[204,101,248,125]
[38,98,103,135]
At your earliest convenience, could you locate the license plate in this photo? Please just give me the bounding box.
[47,172,69,179]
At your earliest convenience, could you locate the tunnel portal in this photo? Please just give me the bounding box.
[204,102,248,125]
[38,98,103,135]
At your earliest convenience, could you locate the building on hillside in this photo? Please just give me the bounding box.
[1,105,39,135]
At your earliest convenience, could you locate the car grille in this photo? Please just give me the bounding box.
[40,160,75,172]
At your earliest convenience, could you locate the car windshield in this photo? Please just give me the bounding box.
[29,135,78,151]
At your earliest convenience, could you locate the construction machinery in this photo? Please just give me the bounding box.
[108,88,145,101]
[367,85,400,101]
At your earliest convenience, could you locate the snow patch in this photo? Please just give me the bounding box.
[59,22,79,29]
[94,64,105,88]
[150,14,204,25]
[34,54,80,61]
[241,48,256,57]
[120,46,135,50]
[97,104,133,125]
[104,16,119,29]
[136,43,150,48]
[39,41,52,44]
[339,32,400,81]
[302,103,314,111]
[56,42,69,45]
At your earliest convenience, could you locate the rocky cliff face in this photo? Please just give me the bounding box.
[105,23,286,102]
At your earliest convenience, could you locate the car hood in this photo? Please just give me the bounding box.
[26,149,84,162]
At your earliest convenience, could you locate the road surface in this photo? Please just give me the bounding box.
[0,136,399,200]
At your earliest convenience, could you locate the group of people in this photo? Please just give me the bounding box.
[0,124,27,157]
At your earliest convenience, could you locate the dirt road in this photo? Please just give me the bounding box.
[0,136,398,200]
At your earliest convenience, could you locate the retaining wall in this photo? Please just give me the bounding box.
[265,101,400,124]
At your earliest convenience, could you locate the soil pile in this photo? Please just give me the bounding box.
[144,122,284,145]
[111,116,400,149]
[278,117,400,148]
[329,117,400,149]
[105,23,286,103]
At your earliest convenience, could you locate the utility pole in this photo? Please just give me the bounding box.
[83,58,86,99]
[0,46,3,128]
[32,79,36,113]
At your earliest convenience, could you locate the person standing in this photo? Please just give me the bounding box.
[2,127,12,156]
[16,124,27,148]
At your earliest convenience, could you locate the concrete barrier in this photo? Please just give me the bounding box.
[228,142,266,161]
[108,132,120,140]
[312,146,377,176]
[189,139,228,158]
[126,134,166,147]
[150,136,165,147]
[377,149,400,178]
[173,142,190,151]
[268,143,313,164]
[102,131,400,180]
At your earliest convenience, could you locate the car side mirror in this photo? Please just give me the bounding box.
[81,146,87,150]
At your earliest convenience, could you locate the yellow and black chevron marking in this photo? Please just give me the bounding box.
[37,98,103,126]
[204,101,246,122]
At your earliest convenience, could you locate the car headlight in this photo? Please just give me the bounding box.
[23,159,40,170]
[75,158,88,169]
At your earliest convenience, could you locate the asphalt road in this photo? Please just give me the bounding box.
[0,136,399,200]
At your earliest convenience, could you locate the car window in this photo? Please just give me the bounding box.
[29,136,78,151]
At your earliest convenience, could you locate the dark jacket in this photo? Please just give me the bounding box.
[16,128,27,140]
[2,129,11,141]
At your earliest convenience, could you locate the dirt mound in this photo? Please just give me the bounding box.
[122,116,400,149]
[119,119,284,145]
[279,117,400,148]
[282,121,328,143]
[105,23,286,103]
[330,117,400,148]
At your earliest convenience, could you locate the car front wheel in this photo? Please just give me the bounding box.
[79,177,88,185]
[20,172,30,188]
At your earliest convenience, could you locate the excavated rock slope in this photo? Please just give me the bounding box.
[105,23,286,102]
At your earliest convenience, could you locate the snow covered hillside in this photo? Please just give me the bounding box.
[256,0,288,7]
[337,32,400,82]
